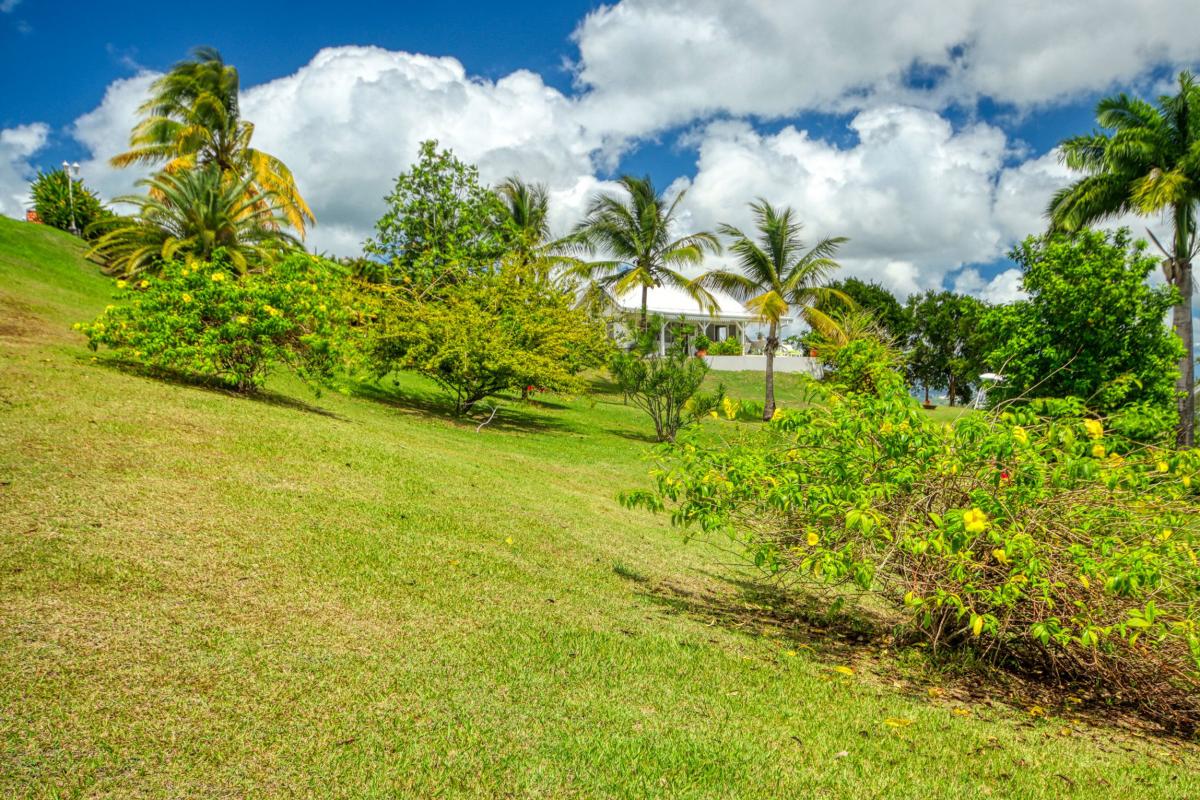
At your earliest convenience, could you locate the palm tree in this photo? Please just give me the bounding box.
[1048,71,1200,446]
[89,167,300,276]
[569,175,720,330]
[695,199,847,420]
[497,176,551,261]
[111,47,314,237]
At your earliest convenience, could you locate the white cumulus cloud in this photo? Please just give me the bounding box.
[0,123,48,218]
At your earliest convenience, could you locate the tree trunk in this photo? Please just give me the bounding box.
[947,374,957,407]
[763,321,778,421]
[640,283,649,331]
[1173,258,1194,447]
[924,385,931,406]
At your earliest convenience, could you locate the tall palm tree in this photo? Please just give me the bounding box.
[111,47,314,237]
[497,176,551,261]
[89,167,300,276]
[570,175,720,329]
[695,199,847,420]
[1048,71,1200,446]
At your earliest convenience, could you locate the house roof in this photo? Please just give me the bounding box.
[611,283,760,321]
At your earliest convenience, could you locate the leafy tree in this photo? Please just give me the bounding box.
[30,169,113,239]
[111,47,314,236]
[608,317,720,442]
[569,175,720,330]
[981,230,1183,434]
[79,251,347,392]
[1048,71,1200,445]
[816,277,909,341]
[363,141,509,290]
[905,290,988,406]
[695,199,847,420]
[88,166,300,276]
[367,259,609,414]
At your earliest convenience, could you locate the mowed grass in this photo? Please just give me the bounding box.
[1,215,1197,798]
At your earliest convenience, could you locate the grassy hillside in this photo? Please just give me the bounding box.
[1,215,1196,798]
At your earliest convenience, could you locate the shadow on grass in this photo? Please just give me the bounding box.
[636,570,885,662]
[628,567,1196,742]
[350,379,578,435]
[88,356,344,419]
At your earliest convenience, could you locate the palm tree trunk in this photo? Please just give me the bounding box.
[640,283,649,331]
[763,321,778,421]
[1173,258,1194,447]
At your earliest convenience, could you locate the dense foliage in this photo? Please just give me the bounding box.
[80,252,347,392]
[366,260,609,414]
[363,140,510,289]
[609,318,720,441]
[905,290,989,406]
[982,230,1183,438]
[88,167,300,277]
[626,338,1200,732]
[30,169,112,239]
[815,277,909,341]
[111,47,313,236]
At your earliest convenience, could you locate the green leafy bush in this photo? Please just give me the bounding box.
[611,317,715,441]
[627,338,1200,732]
[79,252,348,392]
[710,337,743,356]
[30,169,113,239]
[693,333,712,353]
[982,230,1183,437]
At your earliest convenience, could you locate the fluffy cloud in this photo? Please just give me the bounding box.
[672,107,1032,295]
[573,0,1200,140]
[0,123,48,218]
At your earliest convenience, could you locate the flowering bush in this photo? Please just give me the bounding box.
[79,252,348,392]
[625,338,1200,732]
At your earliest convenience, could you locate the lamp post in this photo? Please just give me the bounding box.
[62,161,80,235]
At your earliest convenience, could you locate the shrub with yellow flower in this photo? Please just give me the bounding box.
[963,507,989,534]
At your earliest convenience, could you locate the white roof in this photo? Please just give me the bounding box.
[611,283,769,321]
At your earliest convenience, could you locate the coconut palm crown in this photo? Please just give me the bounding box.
[111,47,314,237]
[89,167,300,277]
[568,175,721,328]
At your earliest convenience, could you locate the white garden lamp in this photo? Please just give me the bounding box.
[62,161,81,235]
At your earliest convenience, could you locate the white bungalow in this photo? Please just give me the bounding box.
[609,283,768,353]
[607,284,822,376]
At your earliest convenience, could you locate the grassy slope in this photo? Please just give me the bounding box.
[0,215,1196,798]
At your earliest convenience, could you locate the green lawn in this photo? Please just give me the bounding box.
[1,215,1196,798]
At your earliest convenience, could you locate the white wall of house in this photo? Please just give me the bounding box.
[704,354,823,377]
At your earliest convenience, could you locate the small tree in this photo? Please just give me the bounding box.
[30,169,112,239]
[368,259,609,414]
[814,277,909,341]
[363,141,509,290]
[982,229,1183,433]
[609,317,718,441]
[905,290,988,406]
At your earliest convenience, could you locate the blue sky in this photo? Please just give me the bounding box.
[2,0,1198,301]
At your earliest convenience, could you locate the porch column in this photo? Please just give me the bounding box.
[659,321,666,356]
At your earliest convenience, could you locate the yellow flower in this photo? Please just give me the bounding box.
[1184,475,1193,488]
[115,279,128,289]
[181,293,192,303]
[504,536,514,545]
[963,507,989,534]
[1157,460,1170,473]
[263,304,281,317]
[236,315,250,324]
[138,279,149,288]
[211,272,226,282]
[1078,574,1090,589]
[1091,443,1106,459]
[807,531,820,547]
[880,421,895,435]
[1012,426,1028,445]
[991,548,1008,565]
[1083,419,1104,439]
[1159,528,1173,541]
[971,615,984,637]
